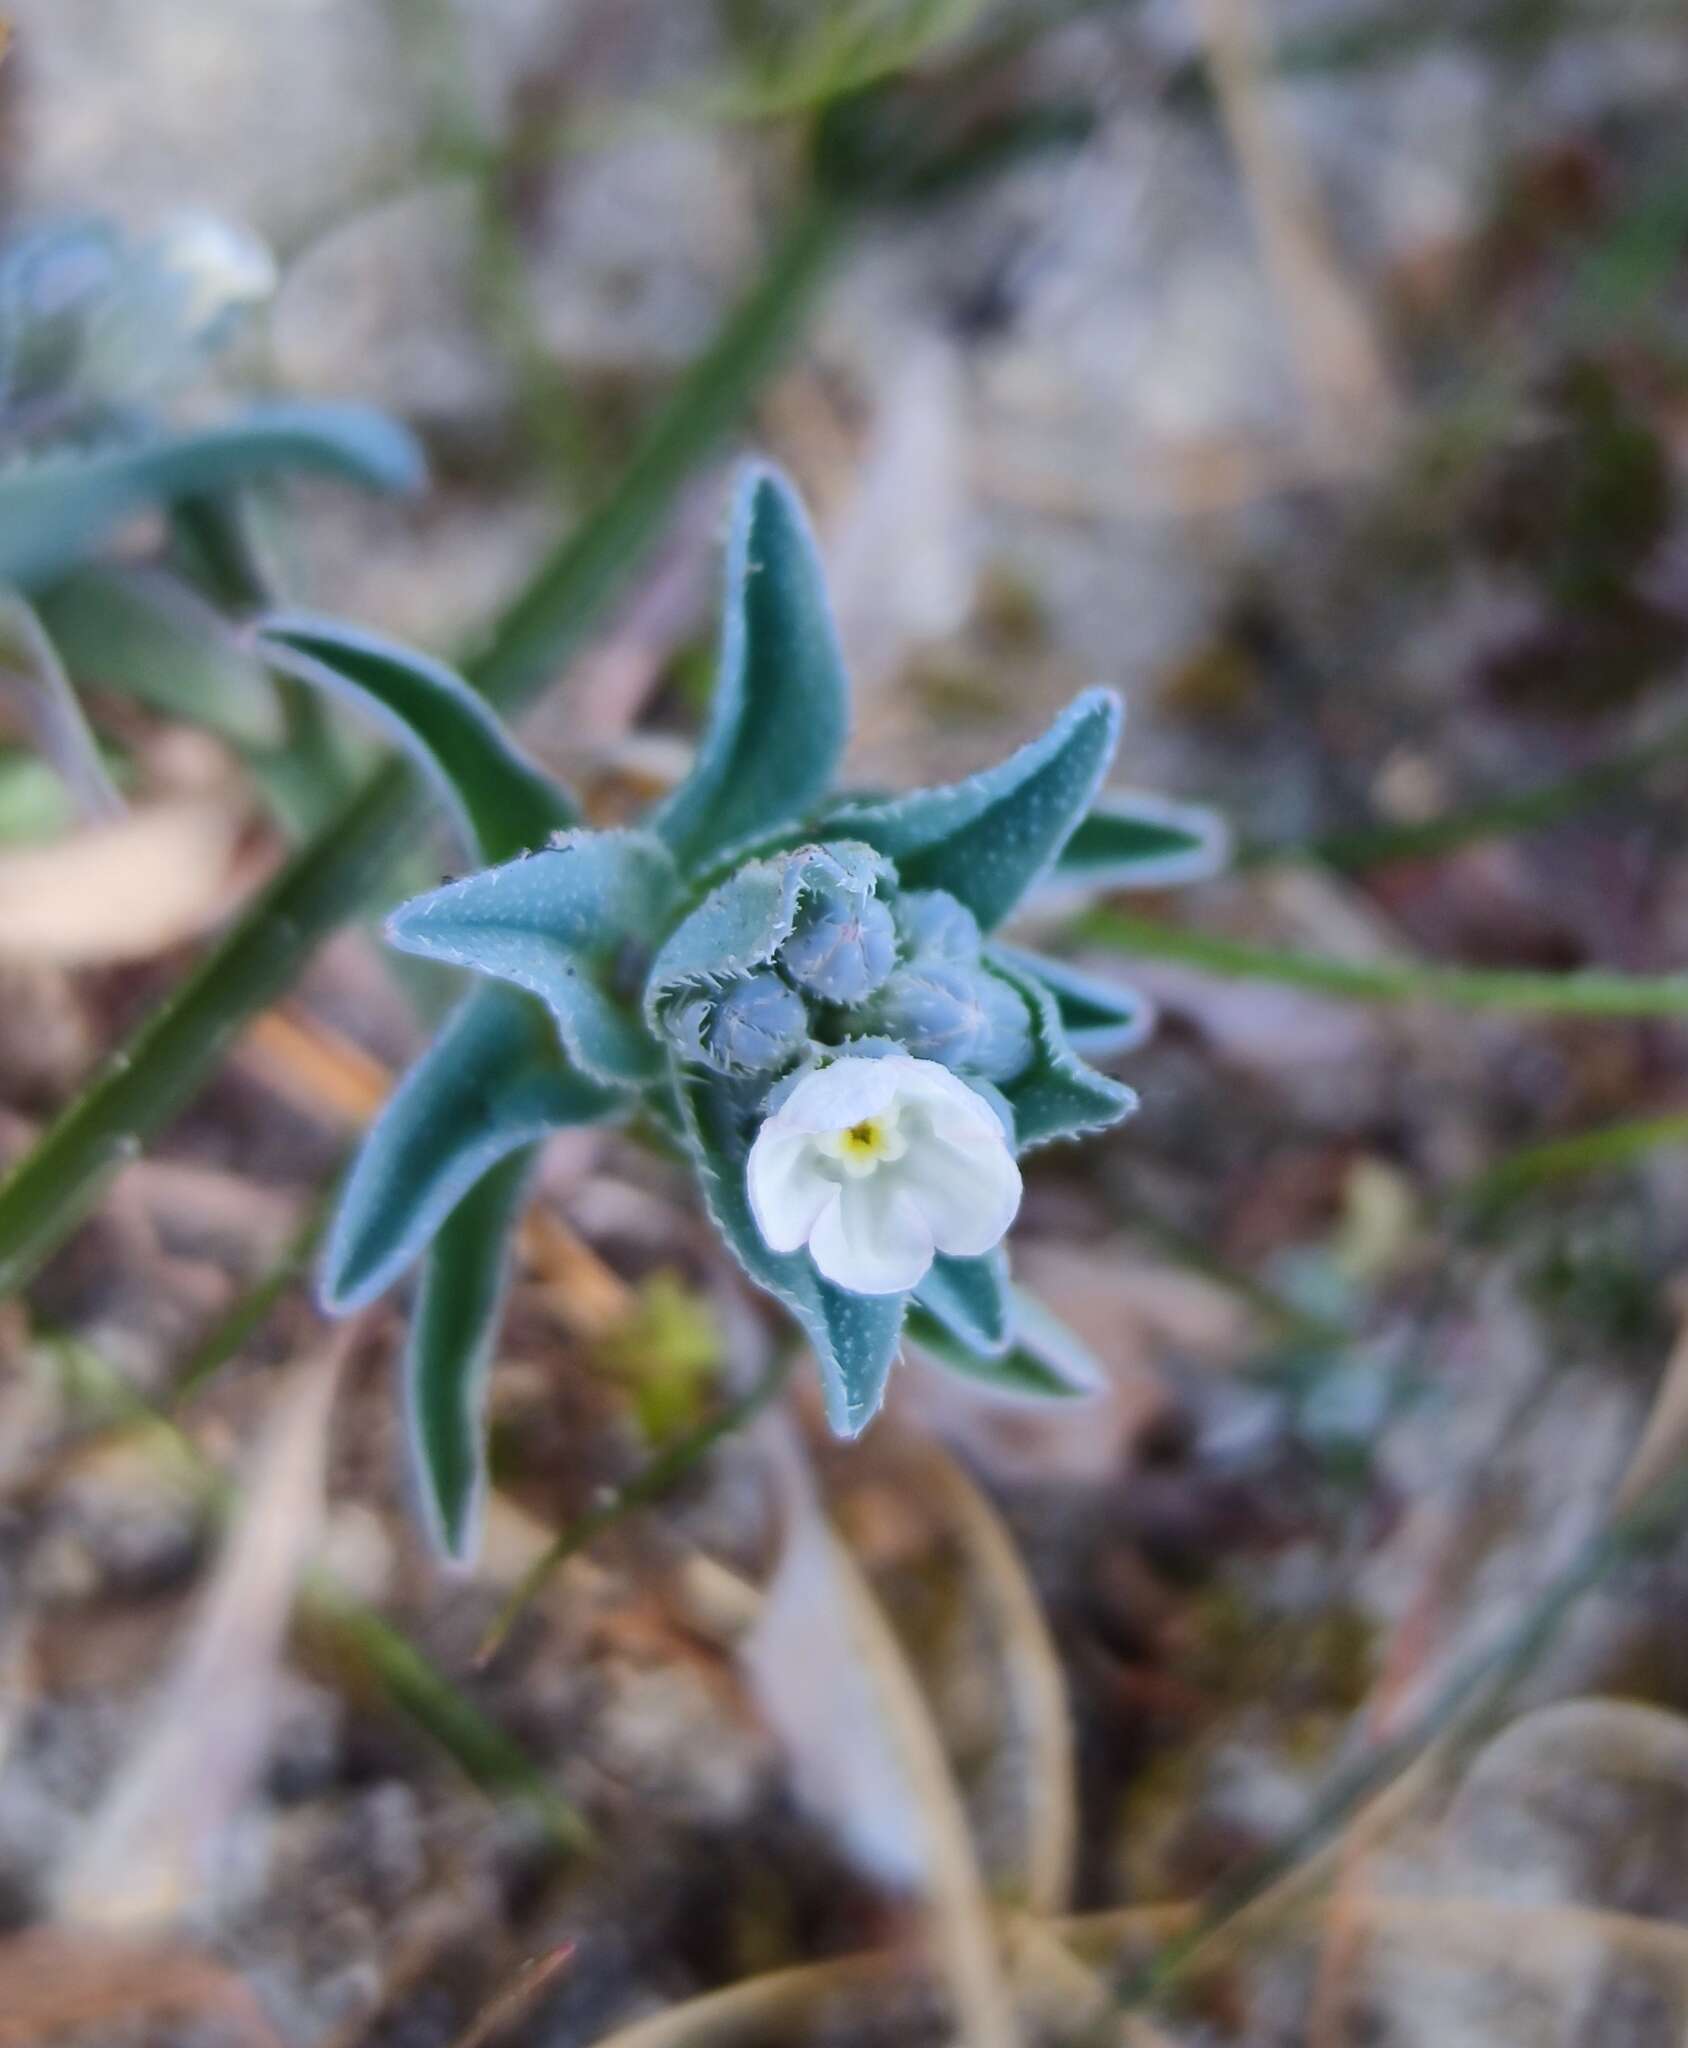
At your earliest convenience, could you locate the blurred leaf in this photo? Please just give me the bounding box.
[258,613,576,862]
[829,689,1122,930]
[654,462,848,868]
[408,1149,534,1561]
[915,1248,1012,1356]
[989,943,1154,1058]
[36,564,282,748]
[596,1270,725,1442]
[0,797,241,965]
[907,1286,1105,1399]
[0,586,121,819]
[321,982,622,1312]
[386,830,677,1087]
[1044,789,1230,893]
[0,401,425,590]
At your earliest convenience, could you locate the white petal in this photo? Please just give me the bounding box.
[890,1054,1011,1145]
[897,1124,1021,1259]
[747,1125,836,1254]
[774,1055,903,1135]
[807,1177,934,1294]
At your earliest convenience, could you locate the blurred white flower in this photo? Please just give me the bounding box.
[747,1054,1020,1295]
[155,210,277,336]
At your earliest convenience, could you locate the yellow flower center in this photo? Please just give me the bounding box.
[817,1104,910,1178]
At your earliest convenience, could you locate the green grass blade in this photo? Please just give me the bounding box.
[1082,910,1688,1019]
[0,196,850,1303]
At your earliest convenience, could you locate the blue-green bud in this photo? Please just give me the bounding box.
[668,968,809,1075]
[780,856,897,1005]
[893,888,981,965]
[871,962,1033,1082]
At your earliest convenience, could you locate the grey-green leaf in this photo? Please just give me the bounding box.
[36,565,283,749]
[1047,789,1230,892]
[322,982,621,1313]
[653,462,848,867]
[0,401,425,589]
[991,955,1138,1149]
[387,829,677,1087]
[257,613,575,863]
[827,688,1122,930]
[0,587,121,820]
[989,943,1154,1057]
[407,1147,534,1561]
[913,1248,1011,1357]
[673,1059,905,1435]
[907,1287,1104,1400]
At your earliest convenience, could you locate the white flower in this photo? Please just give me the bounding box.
[747,1054,1021,1295]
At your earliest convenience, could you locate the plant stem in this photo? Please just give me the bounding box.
[1081,909,1688,1019]
[1459,1107,1688,1215]
[1238,715,1688,874]
[475,1346,798,1667]
[0,197,851,1304]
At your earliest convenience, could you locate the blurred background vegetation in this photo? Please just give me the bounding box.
[4,2,1688,2043]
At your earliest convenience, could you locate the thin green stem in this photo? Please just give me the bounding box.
[0,196,851,1304]
[1081,909,1688,1020]
[169,1192,333,1407]
[1238,716,1688,875]
[1459,1107,1688,1215]
[475,1346,799,1667]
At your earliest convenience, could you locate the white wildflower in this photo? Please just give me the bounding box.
[746,1054,1021,1295]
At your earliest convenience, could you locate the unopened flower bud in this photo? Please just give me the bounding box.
[669,968,808,1075]
[872,961,1032,1082]
[780,854,897,1005]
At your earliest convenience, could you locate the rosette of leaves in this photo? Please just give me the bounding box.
[287,462,1227,1556]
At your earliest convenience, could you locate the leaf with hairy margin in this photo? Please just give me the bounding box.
[653,462,848,867]
[406,1148,534,1561]
[257,613,575,863]
[825,689,1121,930]
[321,983,621,1313]
[672,1059,905,1436]
[907,1287,1105,1400]
[386,829,677,1086]
[989,942,1154,1058]
[914,1249,1011,1358]
[989,955,1137,1149]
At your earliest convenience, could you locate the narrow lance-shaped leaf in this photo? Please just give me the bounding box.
[321,982,622,1314]
[828,688,1122,930]
[654,462,849,868]
[907,1285,1105,1401]
[673,1059,905,1436]
[256,613,576,863]
[35,565,283,749]
[0,401,426,590]
[989,955,1137,1149]
[0,588,122,821]
[989,942,1154,1058]
[407,1148,534,1563]
[914,1249,1012,1358]
[387,830,677,1087]
[1044,788,1230,893]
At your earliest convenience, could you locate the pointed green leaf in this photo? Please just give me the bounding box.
[387,829,677,1087]
[828,689,1121,930]
[257,614,575,863]
[644,839,890,1023]
[35,565,283,749]
[907,1286,1104,1400]
[913,1249,1011,1357]
[0,588,121,820]
[1047,789,1230,892]
[989,943,1154,1057]
[322,983,621,1313]
[0,402,425,590]
[990,955,1137,1149]
[654,463,848,867]
[407,1147,533,1561]
[672,1060,905,1436]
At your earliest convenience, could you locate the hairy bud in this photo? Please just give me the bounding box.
[870,962,1032,1083]
[669,968,809,1075]
[893,888,981,965]
[779,851,897,1005]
